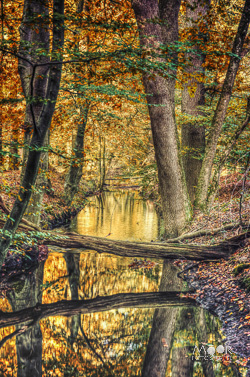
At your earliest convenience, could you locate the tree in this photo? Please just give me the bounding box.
[63,0,90,206]
[132,0,250,237]
[195,0,250,208]
[0,0,65,268]
[132,0,192,237]
[181,0,210,204]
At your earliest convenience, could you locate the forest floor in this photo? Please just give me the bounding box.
[0,168,98,229]
[0,169,249,370]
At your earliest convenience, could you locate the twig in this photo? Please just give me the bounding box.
[79,324,109,369]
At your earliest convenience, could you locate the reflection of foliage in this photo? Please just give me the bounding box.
[41,308,154,376]
[40,250,160,376]
[128,259,162,285]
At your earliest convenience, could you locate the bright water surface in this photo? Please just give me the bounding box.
[0,191,247,376]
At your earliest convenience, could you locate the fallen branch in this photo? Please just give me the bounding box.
[0,219,37,233]
[0,321,35,349]
[0,292,197,330]
[165,222,242,243]
[0,196,41,232]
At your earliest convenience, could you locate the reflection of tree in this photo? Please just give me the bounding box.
[63,252,108,376]
[64,253,81,344]
[7,263,44,377]
[142,262,182,377]
[142,261,242,377]
[38,250,162,375]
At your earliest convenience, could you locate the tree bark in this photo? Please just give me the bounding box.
[24,131,49,226]
[40,230,248,260]
[0,0,65,270]
[18,0,50,226]
[19,0,50,177]
[181,0,209,204]
[132,0,191,237]
[9,127,20,170]
[98,136,106,190]
[165,222,242,243]
[196,0,250,208]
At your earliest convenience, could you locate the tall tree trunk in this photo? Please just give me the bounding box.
[0,0,65,269]
[0,115,3,167]
[181,0,209,204]
[132,0,191,237]
[98,136,106,190]
[64,103,89,206]
[196,0,250,208]
[18,0,51,225]
[64,0,90,206]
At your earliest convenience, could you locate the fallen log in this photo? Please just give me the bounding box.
[0,214,248,261]
[0,291,197,330]
[0,218,37,233]
[41,230,250,261]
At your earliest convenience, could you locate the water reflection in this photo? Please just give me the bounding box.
[0,191,247,376]
[74,191,160,241]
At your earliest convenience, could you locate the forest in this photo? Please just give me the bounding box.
[0,0,250,376]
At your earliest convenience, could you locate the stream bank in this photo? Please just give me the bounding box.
[0,188,249,375]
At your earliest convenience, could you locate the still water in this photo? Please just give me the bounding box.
[0,191,247,376]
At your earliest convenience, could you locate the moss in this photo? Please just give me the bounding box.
[232,263,250,276]
[240,276,250,292]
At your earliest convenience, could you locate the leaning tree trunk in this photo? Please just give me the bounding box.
[18,0,50,226]
[132,0,191,237]
[19,0,50,177]
[0,0,65,270]
[181,0,210,204]
[196,0,250,209]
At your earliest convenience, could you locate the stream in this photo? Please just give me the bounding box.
[0,191,248,376]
